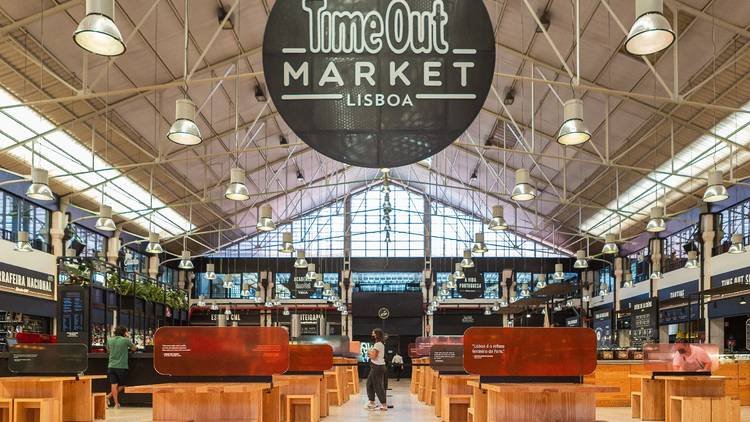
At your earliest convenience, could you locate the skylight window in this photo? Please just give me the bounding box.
[581,101,750,237]
[0,87,193,236]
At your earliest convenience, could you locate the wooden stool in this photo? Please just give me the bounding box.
[441,394,472,422]
[13,398,59,422]
[710,397,740,422]
[631,391,641,419]
[324,371,343,407]
[670,396,711,422]
[467,406,474,422]
[0,399,11,422]
[345,366,358,394]
[92,393,107,421]
[286,395,318,422]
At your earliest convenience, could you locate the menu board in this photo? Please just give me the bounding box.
[290,268,314,299]
[429,344,465,373]
[60,288,87,344]
[457,268,484,299]
[287,344,334,372]
[463,327,597,377]
[593,309,613,348]
[9,344,88,374]
[630,299,658,348]
[154,327,289,376]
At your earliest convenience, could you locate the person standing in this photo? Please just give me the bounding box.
[106,326,136,408]
[391,352,404,381]
[365,328,387,411]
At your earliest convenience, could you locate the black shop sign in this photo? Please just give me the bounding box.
[0,261,55,300]
[457,268,484,299]
[262,0,496,168]
[290,267,314,299]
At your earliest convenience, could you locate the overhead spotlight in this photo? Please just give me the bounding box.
[255,85,267,102]
[469,171,478,183]
[210,302,219,311]
[253,295,263,303]
[256,204,276,231]
[503,88,515,106]
[574,250,589,269]
[282,307,290,316]
[498,298,508,307]
[534,10,551,33]
[602,233,619,255]
[265,300,274,308]
[178,250,194,270]
[646,206,667,233]
[446,274,457,289]
[26,168,55,201]
[491,303,500,312]
[426,309,433,316]
[197,295,206,307]
[296,170,305,183]
[703,170,728,203]
[557,99,591,146]
[145,232,163,254]
[452,263,465,280]
[460,249,474,268]
[13,231,33,252]
[536,274,547,290]
[625,0,675,56]
[623,273,634,288]
[649,270,663,280]
[167,99,202,146]
[333,298,342,308]
[684,250,699,269]
[599,284,609,297]
[73,0,126,56]
[95,204,117,232]
[225,167,250,201]
[314,273,325,289]
[582,294,590,303]
[740,296,747,305]
[484,307,492,316]
[217,6,234,30]
[342,309,349,316]
[728,234,746,254]
[525,311,532,318]
[305,263,318,281]
[279,232,295,254]
[553,263,565,281]
[472,232,489,254]
[294,250,308,269]
[322,284,333,298]
[280,136,289,145]
[488,205,508,231]
[205,263,216,280]
[512,169,536,201]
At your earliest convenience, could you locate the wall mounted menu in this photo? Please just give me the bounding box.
[154,327,289,376]
[287,344,334,372]
[457,268,484,299]
[9,343,88,374]
[429,344,465,373]
[59,286,88,345]
[630,299,658,348]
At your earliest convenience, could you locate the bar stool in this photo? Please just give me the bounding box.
[286,394,319,422]
[13,398,59,422]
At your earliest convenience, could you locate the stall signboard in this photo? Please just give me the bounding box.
[463,327,597,377]
[643,343,720,373]
[8,343,88,374]
[630,299,658,348]
[415,335,462,356]
[711,266,750,288]
[429,344,464,373]
[262,0,496,168]
[299,313,322,335]
[295,335,350,356]
[290,267,314,299]
[457,268,484,299]
[0,261,55,300]
[153,327,289,376]
[565,316,580,327]
[593,309,613,348]
[287,344,334,373]
[657,281,700,325]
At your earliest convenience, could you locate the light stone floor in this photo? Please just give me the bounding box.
[104,380,750,421]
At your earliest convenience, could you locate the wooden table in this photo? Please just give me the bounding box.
[0,375,107,422]
[273,374,327,418]
[629,374,729,422]
[468,381,619,422]
[126,382,283,422]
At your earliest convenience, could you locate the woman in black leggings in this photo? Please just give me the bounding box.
[365,328,387,411]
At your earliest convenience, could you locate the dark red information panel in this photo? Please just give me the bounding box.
[154,327,289,376]
[463,327,597,377]
[408,343,418,358]
[288,344,333,372]
[643,343,719,372]
[415,336,463,356]
[430,344,465,373]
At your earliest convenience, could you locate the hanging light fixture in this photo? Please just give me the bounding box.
[225,167,250,201]
[178,250,194,270]
[94,204,117,232]
[491,303,500,312]
[167,99,202,145]
[646,206,667,232]
[703,170,728,203]
[283,307,290,316]
[599,284,609,297]
[294,250,308,268]
[739,296,747,305]
[624,0,675,56]
[536,274,547,290]
[314,273,325,289]
[472,232,488,254]
[460,249,474,268]
[145,232,163,254]
[26,168,54,202]
[623,273,634,288]
[342,308,349,316]
[224,307,232,317]
[511,169,536,201]
[446,274,457,289]
[13,231,33,252]
[241,285,251,297]
[273,297,282,306]
[574,250,589,269]
[684,251,700,269]
[333,298,342,308]
[222,278,232,289]
[649,270,663,280]
[305,263,318,281]
[557,99,591,146]
[728,234,746,254]
[520,283,531,297]
[265,300,274,308]
[279,232,295,254]
[323,284,333,298]
[484,307,492,316]
[553,263,565,281]
[256,204,276,231]
[253,295,263,303]
[582,294,590,303]
[210,302,219,311]
[452,263,465,280]
[498,298,508,308]
[73,0,126,56]
[602,233,619,255]
[205,263,216,280]
[197,295,206,307]
[488,205,508,231]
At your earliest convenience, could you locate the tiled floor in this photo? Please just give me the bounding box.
[105,380,750,421]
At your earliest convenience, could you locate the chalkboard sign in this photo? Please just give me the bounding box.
[9,343,88,374]
[457,268,484,299]
[630,299,658,348]
[290,268,314,299]
[429,344,465,373]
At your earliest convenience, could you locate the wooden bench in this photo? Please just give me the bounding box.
[710,396,740,422]
[441,394,472,422]
[13,398,59,422]
[286,395,318,422]
[91,393,106,421]
[670,396,711,422]
[0,399,11,422]
[631,391,641,419]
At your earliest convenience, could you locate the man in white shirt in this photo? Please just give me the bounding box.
[391,353,404,381]
[672,340,713,372]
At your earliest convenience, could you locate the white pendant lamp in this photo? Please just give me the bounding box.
[145,232,163,254]
[703,170,728,203]
[452,263,465,280]
[314,273,325,289]
[649,270,663,280]
[197,295,206,307]
[728,234,746,254]
[557,99,591,146]
[646,206,667,233]
[684,250,699,269]
[279,232,295,254]
[167,99,202,145]
[225,167,250,201]
[484,307,492,316]
[460,249,474,268]
[26,168,54,201]
[14,231,33,252]
[625,0,675,56]
[446,274,457,289]
[305,263,317,281]
[178,250,194,270]
[205,263,216,280]
[553,263,565,281]
[210,302,219,311]
[283,307,290,316]
[73,0,126,56]
[602,233,619,255]
[256,204,276,231]
[472,232,488,254]
[535,275,547,290]
[573,250,589,269]
[623,273,634,288]
[294,250,308,269]
[511,169,536,201]
[488,205,508,231]
[322,284,333,298]
[95,204,117,232]
[491,303,500,312]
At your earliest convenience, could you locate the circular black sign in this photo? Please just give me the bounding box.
[378,307,390,320]
[263,0,496,168]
